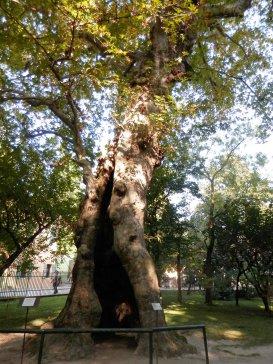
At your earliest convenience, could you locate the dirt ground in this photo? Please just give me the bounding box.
[1,331,273,364]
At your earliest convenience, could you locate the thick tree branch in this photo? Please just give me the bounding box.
[77,30,110,56]
[203,0,252,19]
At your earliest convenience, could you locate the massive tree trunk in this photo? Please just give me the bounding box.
[106,96,195,355]
[55,161,116,329]
[108,127,163,328]
[38,93,196,361]
[37,153,117,360]
[2,0,253,361]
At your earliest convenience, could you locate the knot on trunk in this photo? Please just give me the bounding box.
[129,235,137,242]
[138,139,149,151]
[109,208,123,225]
[114,181,127,197]
[79,244,92,259]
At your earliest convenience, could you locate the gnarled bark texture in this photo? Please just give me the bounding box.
[39,153,117,360]
[108,125,163,328]
[41,95,196,361]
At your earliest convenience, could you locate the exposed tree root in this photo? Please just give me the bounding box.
[135,331,197,357]
[26,331,95,362]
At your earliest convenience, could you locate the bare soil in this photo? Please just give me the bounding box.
[1,331,273,363]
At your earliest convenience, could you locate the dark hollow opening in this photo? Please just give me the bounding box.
[94,172,140,330]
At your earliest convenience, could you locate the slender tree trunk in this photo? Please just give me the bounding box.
[204,180,215,305]
[204,244,214,305]
[176,249,182,303]
[205,285,213,305]
[250,280,272,316]
[261,295,271,315]
[235,270,242,306]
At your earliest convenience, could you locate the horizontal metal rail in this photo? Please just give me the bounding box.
[0,324,206,334]
[0,324,209,364]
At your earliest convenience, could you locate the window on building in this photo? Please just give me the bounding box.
[45,264,51,277]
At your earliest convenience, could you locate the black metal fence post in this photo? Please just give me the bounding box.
[37,332,45,364]
[202,326,209,364]
[20,307,29,364]
[149,332,153,364]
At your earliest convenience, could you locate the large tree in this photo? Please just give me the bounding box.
[0,0,271,359]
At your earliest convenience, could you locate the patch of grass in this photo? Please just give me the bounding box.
[0,296,66,329]
[0,291,272,347]
[162,290,273,346]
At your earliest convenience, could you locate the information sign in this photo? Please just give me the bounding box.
[21,297,40,307]
[151,302,162,311]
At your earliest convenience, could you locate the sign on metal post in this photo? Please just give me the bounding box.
[21,297,40,307]
[151,302,162,311]
[151,303,162,364]
[20,297,40,364]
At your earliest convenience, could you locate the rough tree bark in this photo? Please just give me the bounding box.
[107,93,195,355]
[39,94,196,360]
[33,148,118,360]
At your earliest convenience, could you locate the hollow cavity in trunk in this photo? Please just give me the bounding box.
[94,173,140,329]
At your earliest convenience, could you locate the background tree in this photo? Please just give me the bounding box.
[191,135,244,304]
[0,117,80,276]
[215,181,273,314]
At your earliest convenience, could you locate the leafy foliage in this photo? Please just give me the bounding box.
[0,116,80,274]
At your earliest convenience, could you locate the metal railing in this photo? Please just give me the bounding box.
[0,324,209,364]
[0,275,72,299]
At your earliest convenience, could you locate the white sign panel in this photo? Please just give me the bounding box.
[22,297,37,307]
[151,302,162,311]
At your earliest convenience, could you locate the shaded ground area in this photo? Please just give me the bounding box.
[1,331,273,363]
